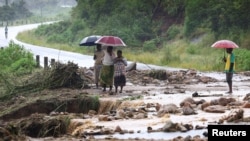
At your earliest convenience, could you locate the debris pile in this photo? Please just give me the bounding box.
[47,62,84,89]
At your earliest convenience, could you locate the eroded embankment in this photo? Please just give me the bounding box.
[0,95,134,139]
[0,95,100,121]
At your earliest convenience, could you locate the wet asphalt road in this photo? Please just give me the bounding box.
[0,22,181,70]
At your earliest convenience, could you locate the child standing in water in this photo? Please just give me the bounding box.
[113,50,127,93]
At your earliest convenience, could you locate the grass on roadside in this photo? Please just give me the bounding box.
[17,30,224,72]
[16,30,92,55]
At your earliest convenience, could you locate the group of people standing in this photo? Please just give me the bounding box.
[92,43,235,95]
[93,44,127,94]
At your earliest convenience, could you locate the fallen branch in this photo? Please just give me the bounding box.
[192,92,223,97]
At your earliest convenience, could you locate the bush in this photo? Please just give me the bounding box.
[9,58,36,75]
[0,41,36,75]
[235,49,250,71]
[161,46,180,64]
[143,39,159,52]
[186,45,198,55]
[167,25,181,40]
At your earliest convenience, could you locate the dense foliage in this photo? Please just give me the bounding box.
[70,0,185,47]
[0,0,76,23]
[185,0,250,44]
[0,41,36,75]
[0,0,32,22]
[17,0,250,71]
[33,0,250,49]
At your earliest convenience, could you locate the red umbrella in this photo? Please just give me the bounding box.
[211,40,239,48]
[95,36,126,47]
[211,40,239,58]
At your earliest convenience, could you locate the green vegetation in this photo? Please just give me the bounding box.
[0,0,32,22]
[0,41,36,75]
[0,41,37,98]
[15,0,250,71]
[1,1,250,120]
[122,95,143,101]
[79,96,100,112]
[0,0,74,26]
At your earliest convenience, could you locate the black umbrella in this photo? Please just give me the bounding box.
[79,35,102,46]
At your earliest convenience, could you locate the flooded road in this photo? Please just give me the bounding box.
[1,23,250,141]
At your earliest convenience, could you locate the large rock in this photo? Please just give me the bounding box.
[204,105,227,113]
[157,104,180,117]
[181,102,197,115]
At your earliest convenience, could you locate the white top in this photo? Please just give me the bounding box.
[102,50,116,65]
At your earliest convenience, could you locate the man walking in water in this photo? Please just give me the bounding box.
[5,26,8,39]
[224,48,235,94]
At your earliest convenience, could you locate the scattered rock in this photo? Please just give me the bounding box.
[181,102,197,115]
[114,126,122,133]
[220,109,244,123]
[243,93,250,101]
[204,105,227,113]
[242,101,250,108]
[157,104,181,117]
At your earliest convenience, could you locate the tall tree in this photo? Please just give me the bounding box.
[11,0,32,19]
[185,0,250,38]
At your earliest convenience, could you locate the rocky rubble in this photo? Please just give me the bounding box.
[1,62,250,141]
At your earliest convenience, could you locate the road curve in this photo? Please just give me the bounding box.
[0,23,181,70]
[0,22,93,68]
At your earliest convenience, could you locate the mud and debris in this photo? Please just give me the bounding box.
[1,62,250,141]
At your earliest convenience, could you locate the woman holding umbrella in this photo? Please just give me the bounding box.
[99,46,116,92]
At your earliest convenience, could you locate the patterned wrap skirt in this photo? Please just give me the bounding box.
[114,61,126,87]
[99,65,114,86]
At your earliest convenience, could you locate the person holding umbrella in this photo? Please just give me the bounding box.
[223,48,235,94]
[99,46,116,92]
[211,40,238,94]
[93,44,104,88]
